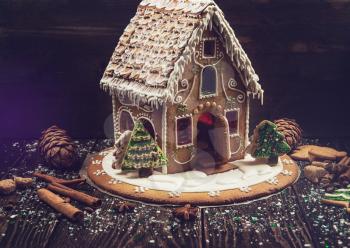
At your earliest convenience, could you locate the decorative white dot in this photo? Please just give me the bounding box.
[134,186,149,193]
[239,186,252,193]
[208,191,221,197]
[266,177,279,185]
[108,178,120,184]
[168,191,182,198]
[281,170,293,176]
[93,169,106,176]
[92,160,102,165]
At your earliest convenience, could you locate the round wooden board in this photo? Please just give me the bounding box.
[81,149,300,206]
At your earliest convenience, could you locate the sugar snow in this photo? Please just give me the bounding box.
[102,152,283,193]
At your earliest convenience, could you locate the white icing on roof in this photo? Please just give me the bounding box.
[140,0,213,14]
[101,0,263,108]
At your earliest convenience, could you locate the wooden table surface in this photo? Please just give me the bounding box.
[0,139,349,248]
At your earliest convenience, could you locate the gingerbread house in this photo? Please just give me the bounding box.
[100,0,264,174]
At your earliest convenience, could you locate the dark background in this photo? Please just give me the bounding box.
[1,0,350,140]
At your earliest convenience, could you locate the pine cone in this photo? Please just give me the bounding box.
[38,126,77,169]
[274,118,302,149]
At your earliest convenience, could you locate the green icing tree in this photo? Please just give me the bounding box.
[121,121,167,176]
[251,120,291,165]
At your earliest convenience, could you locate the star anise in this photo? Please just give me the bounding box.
[173,204,198,221]
[114,201,136,213]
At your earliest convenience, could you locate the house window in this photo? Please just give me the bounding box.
[203,40,216,58]
[226,110,239,135]
[119,110,134,133]
[176,117,192,146]
[201,66,217,97]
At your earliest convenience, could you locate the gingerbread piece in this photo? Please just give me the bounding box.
[309,149,337,162]
[303,165,327,184]
[0,179,16,195]
[291,145,319,161]
[291,145,347,161]
[112,130,132,169]
[311,161,328,168]
[309,148,347,162]
[14,176,34,189]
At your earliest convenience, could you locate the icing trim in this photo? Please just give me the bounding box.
[117,107,134,134]
[231,137,243,155]
[162,104,168,174]
[174,79,190,104]
[202,37,217,59]
[245,95,250,148]
[137,116,157,142]
[172,149,196,165]
[199,65,218,99]
[227,78,246,103]
[183,74,197,105]
[101,4,263,107]
[224,108,240,138]
[175,114,194,149]
[112,94,118,143]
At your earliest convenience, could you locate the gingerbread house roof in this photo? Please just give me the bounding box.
[101,0,263,108]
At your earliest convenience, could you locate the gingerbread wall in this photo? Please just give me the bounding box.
[113,96,165,158]
[166,28,248,174]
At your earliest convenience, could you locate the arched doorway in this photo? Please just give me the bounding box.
[197,112,216,152]
[139,118,156,140]
[194,112,230,171]
[119,110,134,133]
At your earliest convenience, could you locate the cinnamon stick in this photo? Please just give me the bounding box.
[47,183,101,208]
[321,199,349,208]
[344,157,350,166]
[311,161,328,168]
[51,182,72,190]
[339,168,350,184]
[338,156,348,166]
[33,172,85,186]
[37,188,84,221]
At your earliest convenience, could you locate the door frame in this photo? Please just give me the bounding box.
[194,111,231,165]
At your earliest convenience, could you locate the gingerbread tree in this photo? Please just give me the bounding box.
[250,120,291,165]
[121,121,167,177]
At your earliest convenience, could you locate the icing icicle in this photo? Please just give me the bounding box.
[100,1,263,108]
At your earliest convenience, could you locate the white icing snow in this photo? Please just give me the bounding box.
[101,152,283,193]
[102,2,263,108]
[140,0,213,14]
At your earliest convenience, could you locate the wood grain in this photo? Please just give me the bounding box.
[47,139,203,248]
[0,140,27,245]
[292,160,350,247]
[0,140,96,248]
[202,187,315,248]
[0,138,349,247]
